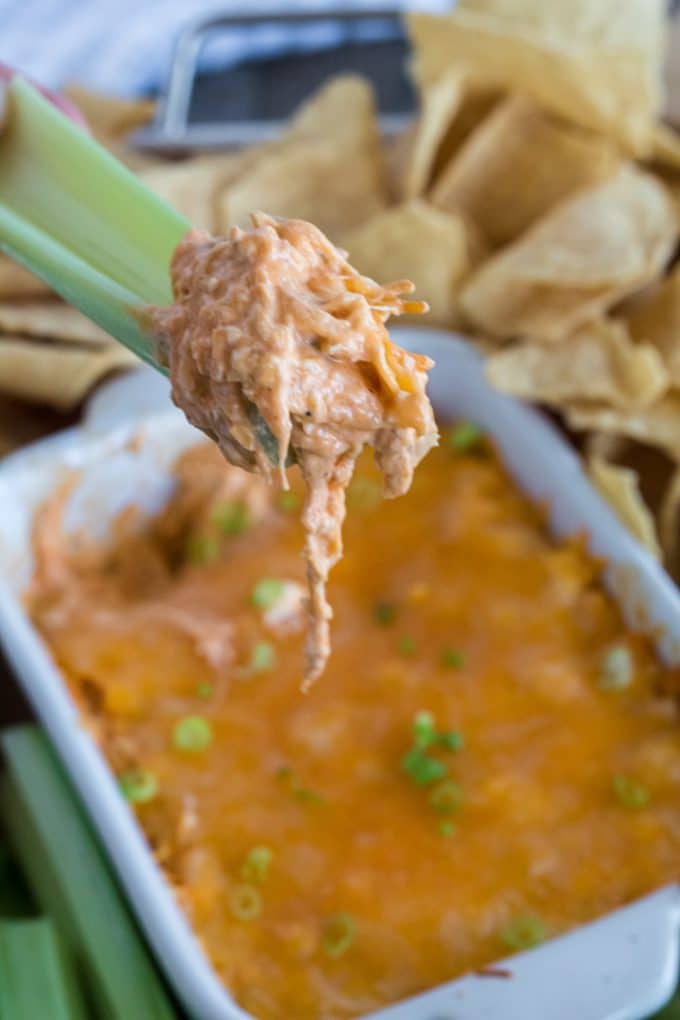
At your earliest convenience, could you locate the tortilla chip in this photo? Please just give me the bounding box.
[216,76,387,240]
[0,303,111,346]
[64,85,155,142]
[651,123,680,172]
[407,1,663,155]
[341,200,472,326]
[624,266,680,386]
[459,165,677,341]
[431,96,620,247]
[486,319,668,409]
[588,456,661,558]
[285,75,379,149]
[0,258,51,300]
[659,468,680,577]
[218,136,386,240]
[430,85,503,184]
[566,395,680,460]
[139,154,244,232]
[0,339,136,410]
[400,72,466,199]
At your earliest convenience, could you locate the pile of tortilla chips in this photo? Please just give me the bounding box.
[0,0,679,579]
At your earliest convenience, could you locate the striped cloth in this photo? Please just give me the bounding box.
[0,0,451,97]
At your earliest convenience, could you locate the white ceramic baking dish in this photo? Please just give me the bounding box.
[0,329,678,1020]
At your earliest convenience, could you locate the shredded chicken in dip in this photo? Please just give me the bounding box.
[149,213,438,685]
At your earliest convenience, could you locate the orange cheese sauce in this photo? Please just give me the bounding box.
[29,434,680,1020]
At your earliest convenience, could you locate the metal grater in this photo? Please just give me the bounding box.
[132,8,411,152]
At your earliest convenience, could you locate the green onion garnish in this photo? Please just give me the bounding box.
[439,820,455,837]
[172,716,213,753]
[429,779,463,816]
[599,645,633,690]
[249,641,276,673]
[398,635,417,657]
[277,491,300,513]
[212,500,250,536]
[241,846,273,884]
[276,765,323,803]
[401,748,447,787]
[500,916,546,951]
[439,730,464,752]
[374,601,397,626]
[118,768,158,804]
[612,774,650,809]
[229,884,262,922]
[448,422,484,453]
[413,711,437,750]
[346,477,381,511]
[186,534,219,566]
[294,787,325,805]
[196,682,214,700]
[441,647,465,669]
[322,913,356,959]
[251,578,285,610]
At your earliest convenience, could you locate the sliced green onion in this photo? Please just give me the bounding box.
[439,730,464,752]
[229,884,262,922]
[277,491,300,513]
[374,601,397,626]
[251,578,285,610]
[441,647,465,670]
[412,710,437,750]
[249,641,276,673]
[186,534,219,566]
[196,682,214,700]
[118,768,158,805]
[0,725,176,1018]
[322,913,356,959]
[612,774,650,809]
[398,635,417,658]
[500,916,546,951]
[439,820,455,838]
[429,779,463,817]
[0,917,89,1020]
[401,748,447,787]
[172,715,213,753]
[346,477,381,512]
[212,500,250,536]
[241,846,273,884]
[294,787,325,805]
[599,645,633,690]
[448,422,484,453]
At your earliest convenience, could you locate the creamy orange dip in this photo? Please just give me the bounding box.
[149,214,437,685]
[28,432,679,1020]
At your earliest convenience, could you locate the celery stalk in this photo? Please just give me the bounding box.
[0,844,34,918]
[0,917,87,1020]
[0,726,177,1020]
[0,78,190,366]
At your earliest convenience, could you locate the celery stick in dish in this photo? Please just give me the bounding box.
[0,917,88,1020]
[0,78,439,684]
[0,725,176,1020]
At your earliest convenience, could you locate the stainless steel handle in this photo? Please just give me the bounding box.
[133,8,409,151]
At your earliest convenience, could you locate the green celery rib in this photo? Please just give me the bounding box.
[0,844,34,918]
[0,726,176,1020]
[0,78,189,303]
[0,78,190,367]
[650,989,680,1020]
[0,917,87,1020]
